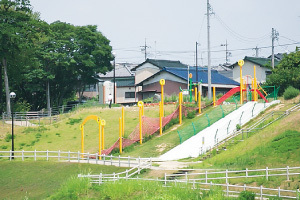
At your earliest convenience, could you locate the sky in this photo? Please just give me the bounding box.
[30,0,300,66]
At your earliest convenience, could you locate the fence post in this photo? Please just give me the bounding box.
[286,166,290,181]
[87,152,89,164]
[103,155,106,165]
[68,151,70,162]
[252,103,257,117]
[113,172,116,183]
[110,155,113,165]
[96,153,98,164]
[149,157,152,169]
[22,150,24,161]
[58,150,60,161]
[177,131,182,144]
[46,150,49,161]
[227,120,231,135]
[205,114,210,127]
[118,155,121,167]
[78,151,80,163]
[128,156,130,167]
[226,183,229,197]
[192,122,196,135]
[243,184,246,191]
[278,187,280,198]
[164,173,167,186]
[266,167,269,181]
[226,169,228,184]
[34,149,36,161]
[205,171,208,183]
[126,170,128,179]
[239,111,244,125]
[260,185,263,199]
[185,172,188,185]
[99,173,102,185]
[246,168,248,178]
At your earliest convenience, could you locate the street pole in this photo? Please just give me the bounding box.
[196,42,198,83]
[113,56,116,104]
[207,0,212,99]
[9,92,16,160]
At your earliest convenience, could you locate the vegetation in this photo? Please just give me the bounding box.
[283,86,300,100]
[0,161,127,199]
[0,0,113,113]
[265,50,300,95]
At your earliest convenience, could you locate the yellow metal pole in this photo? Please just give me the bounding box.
[101,120,105,150]
[254,65,257,101]
[138,101,143,144]
[122,107,125,136]
[80,125,84,158]
[119,117,122,154]
[213,86,216,107]
[195,87,197,102]
[179,92,182,124]
[98,119,102,159]
[160,79,165,117]
[159,102,163,135]
[251,79,254,101]
[198,91,201,114]
[238,60,244,104]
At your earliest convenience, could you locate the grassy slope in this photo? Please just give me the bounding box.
[191,102,300,169]
[0,161,127,200]
[0,105,176,154]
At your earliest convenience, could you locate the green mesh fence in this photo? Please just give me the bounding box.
[177,104,239,144]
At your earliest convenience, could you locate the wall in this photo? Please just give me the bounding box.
[116,87,136,104]
[134,63,160,85]
[232,61,269,83]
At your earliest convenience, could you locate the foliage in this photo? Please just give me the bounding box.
[265,51,300,95]
[187,110,196,119]
[236,124,242,131]
[283,86,299,100]
[238,190,255,200]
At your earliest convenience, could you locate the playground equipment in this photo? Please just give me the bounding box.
[216,60,269,105]
[160,79,165,117]
[179,92,183,124]
[119,117,122,154]
[198,91,201,114]
[80,115,104,159]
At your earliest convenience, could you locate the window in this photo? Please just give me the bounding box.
[125,92,135,98]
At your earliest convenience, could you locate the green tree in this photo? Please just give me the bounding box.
[0,0,33,113]
[265,50,300,95]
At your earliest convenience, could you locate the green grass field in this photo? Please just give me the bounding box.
[0,161,128,200]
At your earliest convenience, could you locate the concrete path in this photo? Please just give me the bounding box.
[159,101,280,161]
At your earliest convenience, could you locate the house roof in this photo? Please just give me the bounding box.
[115,77,135,87]
[137,67,239,86]
[131,58,188,71]
[230,56,279,69]
[98,63,135,78]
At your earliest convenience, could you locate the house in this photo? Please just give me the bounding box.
[136,65,239,100]
[229,56,280,84]
[82,63,136,104]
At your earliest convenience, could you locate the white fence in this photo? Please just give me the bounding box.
[79,166,300,199]
[0,150,152,168]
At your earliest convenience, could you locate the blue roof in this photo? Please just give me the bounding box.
[164,67,239,86]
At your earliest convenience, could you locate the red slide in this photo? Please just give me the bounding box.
[257,90,269,103]
[216,86,240,105]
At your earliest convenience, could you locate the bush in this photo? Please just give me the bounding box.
[283,86,299,100]
[239,190,255,200]
[187,110,196,119]
[236,124,242,131]
[4,134,15,142]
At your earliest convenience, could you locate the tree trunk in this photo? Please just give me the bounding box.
[0,62,3,114]
[46,80,51,116]
[3,58,11,115]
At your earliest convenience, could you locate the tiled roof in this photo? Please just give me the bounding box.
[98,63,135,78]
[165,67,239,85]
[131,59,188,71]
[229,56,279,69]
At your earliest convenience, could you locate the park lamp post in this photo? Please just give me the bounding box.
[10,92,16,160]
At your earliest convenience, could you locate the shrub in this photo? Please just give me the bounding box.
[283,86,299,100]
[239,190,255,200]
[236,124,242,131]
[187,110,196,119]
[4,134,15,142]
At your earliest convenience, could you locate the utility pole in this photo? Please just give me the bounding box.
[207,0,214,99]
[141,38,150,61]
[253,46,260,57]
[271,28,279,69]
[221,40,230,64]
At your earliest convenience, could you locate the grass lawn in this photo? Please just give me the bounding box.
[0,161,128,200]
[0,104,177,154]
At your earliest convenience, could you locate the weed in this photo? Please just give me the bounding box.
[239,190,255,200]
[4,134,15,142]
[1,145,8,149]
[55,133,61,137]
[20,143,26,147]
[66,118,82,125]
[35,133,42,139]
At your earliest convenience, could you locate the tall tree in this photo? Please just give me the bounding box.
[0,0,32,113]
[265,49,300,95]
